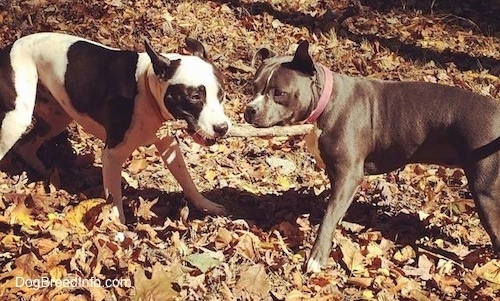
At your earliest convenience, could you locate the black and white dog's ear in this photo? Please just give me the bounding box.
[251,47,276,68]
[144,39,180,80]
[285,40,315,76]
[185,37,207,59]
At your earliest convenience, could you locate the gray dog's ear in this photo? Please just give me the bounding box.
[185,37,207,59]
[251,47,276,68]
[144,39,181,80]
[285,40,315,76]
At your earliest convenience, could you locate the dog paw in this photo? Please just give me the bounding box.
[195,198,228,216]
[304,258,322,273]
[303,244,329,273]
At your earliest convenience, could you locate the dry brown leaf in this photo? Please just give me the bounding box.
[402,254,434,281]
[128,158,148,175]
[338,238,367,276]
[215,227,233,249]
[0,1,498,300]
[236,263,270,297]
[348,277,373,288]
[136,197,158,221]
[133,263,181,301]
[235,232,258,260]
[36,238,59,256]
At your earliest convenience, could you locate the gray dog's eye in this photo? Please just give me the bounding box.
[274,89,286,97]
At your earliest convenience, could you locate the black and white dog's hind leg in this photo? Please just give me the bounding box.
[0,45,38,166]
[12,87,72,176]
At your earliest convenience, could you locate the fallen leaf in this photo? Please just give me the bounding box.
[184,252,222,273]
[402,254,434,281]
[133,262,181,301]
[128,158,148,175]
[235,232,258,260]
[236,263,270,297]
[66,198,105,229]
[338,238,367,276]
[474,260,500,285]
[136,197,158,221]
[5,195,37,229]
[215,227,233,249]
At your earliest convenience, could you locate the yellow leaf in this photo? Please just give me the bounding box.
[362,289,374,298]
[0,234,20,252]
[49,266,67,281]
[205,169,217,181]
[474,260,500,285]
[136,197,158,221]
[9,198,37,229]
[128,158,148,175]
[394,246,416,262]
[66,198,105,228]
[121,171,139,189]
[277,175,291,190]
[338,239,367,276]
[241,183,259,194]
[36,238,59,255]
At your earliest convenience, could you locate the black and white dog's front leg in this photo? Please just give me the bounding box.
[305,161,364,273]
[102,145,130,222]
[155,137,228,216]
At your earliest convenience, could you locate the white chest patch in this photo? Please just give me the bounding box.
[304,123,325,168]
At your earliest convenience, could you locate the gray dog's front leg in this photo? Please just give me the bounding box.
[304,165,363,273]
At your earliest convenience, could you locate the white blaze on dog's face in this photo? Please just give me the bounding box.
[145,38,230,146]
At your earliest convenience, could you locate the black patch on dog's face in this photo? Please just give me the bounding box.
[64,41,139,148]
[0,44,16,124]
[164,84,206,132]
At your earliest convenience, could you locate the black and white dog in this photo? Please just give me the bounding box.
[0,32,231,222]
[245,41,500,273]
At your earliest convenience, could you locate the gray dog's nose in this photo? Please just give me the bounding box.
[213,122,229,136]
[244,106,257,123]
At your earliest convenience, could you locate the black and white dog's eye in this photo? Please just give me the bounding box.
[190,92,202,103]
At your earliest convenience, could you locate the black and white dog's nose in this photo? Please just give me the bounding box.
[213,122,229,136]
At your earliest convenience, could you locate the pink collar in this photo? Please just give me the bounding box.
[304,64,333,123]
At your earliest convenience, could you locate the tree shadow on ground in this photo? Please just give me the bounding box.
[211,0,500,74]
[1,133,492,259]
[359,0,500,35]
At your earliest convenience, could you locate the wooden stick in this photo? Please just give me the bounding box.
[157,120,314,138]
[227,124,314,137]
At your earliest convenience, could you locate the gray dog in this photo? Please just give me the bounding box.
[244,40,499,273]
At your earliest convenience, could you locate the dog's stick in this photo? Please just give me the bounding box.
[157,120,314,138]
[227,124,314,137]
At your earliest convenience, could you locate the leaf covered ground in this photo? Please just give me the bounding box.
[0,0,500,300]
